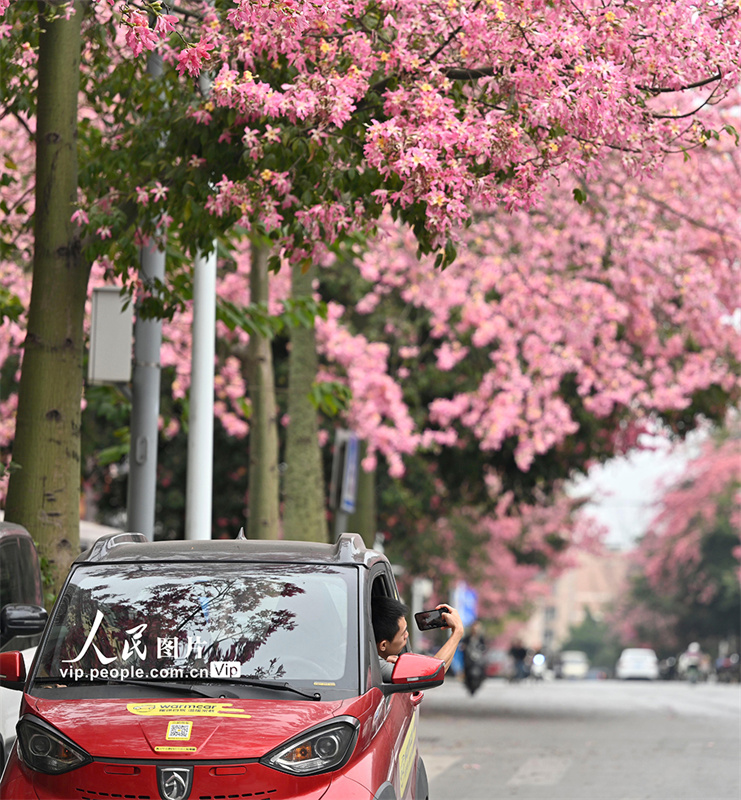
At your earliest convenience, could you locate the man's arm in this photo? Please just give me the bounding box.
[379,655,395,681]
[432,604,465,673]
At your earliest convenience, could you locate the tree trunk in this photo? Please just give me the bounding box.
[246,240,280,539]
[5,3,87,601]
[283,262,328,542]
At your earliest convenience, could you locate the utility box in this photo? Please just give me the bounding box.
[88,287,133,385]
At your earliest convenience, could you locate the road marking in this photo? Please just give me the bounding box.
[424,754,460,782]
[507,756,572,786]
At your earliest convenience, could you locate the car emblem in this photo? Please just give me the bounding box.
[157,765,194,800]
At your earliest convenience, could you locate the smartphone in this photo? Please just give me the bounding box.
[414,607,448,631]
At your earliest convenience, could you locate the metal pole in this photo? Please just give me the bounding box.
[185,249,217,540]
[334,510,349,542]
[126,50,164,540]
[126,237,165,539]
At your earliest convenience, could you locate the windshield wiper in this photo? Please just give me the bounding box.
[37,675,321,701]
[202,676,321,701]
[35,677,235,698]
[106,678,239,698]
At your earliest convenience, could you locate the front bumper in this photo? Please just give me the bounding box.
[0,747,334,800]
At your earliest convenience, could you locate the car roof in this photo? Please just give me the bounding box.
[0,520,31,539]
[0,520,34,542]
[75,530,387,569]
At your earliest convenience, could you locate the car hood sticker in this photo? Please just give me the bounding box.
[127,701,252,719]
[33,697,344,760]
[166,721,193,740]
[398,712,417,797]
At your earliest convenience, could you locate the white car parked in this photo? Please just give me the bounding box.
[615,647,660,680]
[557,650,590,679]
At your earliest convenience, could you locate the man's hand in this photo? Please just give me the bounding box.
[433,604,466,673]
[437,604,464,636]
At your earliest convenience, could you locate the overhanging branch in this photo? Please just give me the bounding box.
[444,66,496,80]
[637,72,722,95]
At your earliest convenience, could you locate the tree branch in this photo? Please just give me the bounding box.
[637,72,722,95]
[444,66,497,80]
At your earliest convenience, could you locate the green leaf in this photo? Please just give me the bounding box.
[573,187,587,204]
[437,238,457,269]
[723,124,739,146]
[96,427,131,466]
[0,460,22,480]
[0,286,24,324]
[309,381,353,416]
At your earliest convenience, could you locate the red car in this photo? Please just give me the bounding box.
[0,532,444,799]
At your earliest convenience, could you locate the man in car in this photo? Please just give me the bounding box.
[372,596,464,681]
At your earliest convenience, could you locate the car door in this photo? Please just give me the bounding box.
[386,687,423,798]
[0,524,45,764]
[0,524,44,638]
[367,565,422,799]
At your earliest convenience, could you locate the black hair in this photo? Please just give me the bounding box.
[371,596,409,644]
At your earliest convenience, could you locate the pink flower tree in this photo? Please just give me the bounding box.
[352,149,741,474]
[4,0,738,268]
[0,111,34,474]
[3,0,741,592]
[612,424,741,653]
[4,92,741,613]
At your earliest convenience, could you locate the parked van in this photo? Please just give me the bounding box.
[556,650,590,679]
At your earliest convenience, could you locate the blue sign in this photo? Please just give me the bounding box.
[453,581,478,627]
[451,581,478,674]
[340,434,359,513]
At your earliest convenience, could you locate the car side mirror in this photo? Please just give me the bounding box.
[0,604,48,640]
[381,652,445,695]
[0,650,27,691]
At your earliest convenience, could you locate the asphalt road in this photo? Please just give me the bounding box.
[418,676,741,800]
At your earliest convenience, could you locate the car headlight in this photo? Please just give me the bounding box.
[263,716,359,776]
[17,716,92,775]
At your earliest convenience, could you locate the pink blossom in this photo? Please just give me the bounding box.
[154,14,178,37]
[435,342,468,371]
[176,38,215,78]
[150,182,168,203]
[124,11,158,58]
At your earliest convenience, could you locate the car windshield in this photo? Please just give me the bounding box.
[33,563,358,694]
